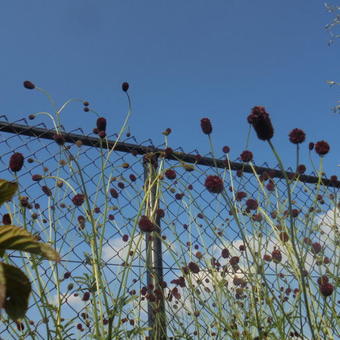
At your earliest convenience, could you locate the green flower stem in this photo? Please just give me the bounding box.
[208,135,219,172]
[245,124,252,150]
[64,149,102,338]
[21,209,54,340]
[223,159,301,334]
[48,193,63,340]
[36,87,58,116]
[103,92,132,170]
[268,140,316,340]
[33,112,59,132]
[56,98,84,115]
[98,140,112,318]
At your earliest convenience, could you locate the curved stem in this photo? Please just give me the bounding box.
[268,140,316,340]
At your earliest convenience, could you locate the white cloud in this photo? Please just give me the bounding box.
[315,207,339,253]
[102,234,144,264]
[50,292,86,312]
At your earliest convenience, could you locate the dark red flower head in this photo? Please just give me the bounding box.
[188,261,200,273]
[23,81,35,90]
[315,141,330,156]
[317,275,329,286]
[246,198,258,210]
[222,146,230,153]
[221,248,230,258]
[235,191,247,201]
[311,242,322,254]
[72,194,85,206]
[110,188,118,198]
[289,129,306,144]
[165,169,176,180]
[42,186,52,197]
[296,164,306,174]
[162,128,172,136]
[319,282,334,297]
[308,142,314,150]
[138,215,157,232]
[53,134,65,146]
[200,118,212,135]
[247,106,274,141]
[96,117,107,132]
[122,82,129,92]
[9,153,24,172]
[229,256,239,266]
[272,249,282,263]
[129,174,137,182]
[240,150,253,162]
[205,175,224,194]
[82,292,90,301]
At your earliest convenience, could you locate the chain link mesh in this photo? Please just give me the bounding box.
[0,116,338,339]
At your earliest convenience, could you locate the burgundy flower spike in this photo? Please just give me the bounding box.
[200,118,212,135]
[23,81,35,90]
[122,82,129,92]
[247,106,274,141]
[9,153,24,172]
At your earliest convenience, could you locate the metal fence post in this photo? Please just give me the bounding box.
[143,152,167,340]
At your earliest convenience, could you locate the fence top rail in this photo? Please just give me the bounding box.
[1,120,339,188]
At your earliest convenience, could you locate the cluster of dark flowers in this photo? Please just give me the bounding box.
[198,107,334,223]
[12,80,337,338]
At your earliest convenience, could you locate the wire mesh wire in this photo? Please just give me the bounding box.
[0,116,338,339]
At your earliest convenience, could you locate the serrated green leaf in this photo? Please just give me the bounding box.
[0,262,31,320]
[0,179,18,207]
[0,225,60,262]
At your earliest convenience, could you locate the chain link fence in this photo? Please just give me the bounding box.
[0,115,338,339]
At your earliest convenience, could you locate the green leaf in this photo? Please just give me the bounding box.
[0,263,5,310]
[39,242,60,262]
[0,179,18,207]
[0,225,60,262]
[0,262,31,320]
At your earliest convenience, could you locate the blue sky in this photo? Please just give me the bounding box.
[0,0,339,175]
[0,3,338,337]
